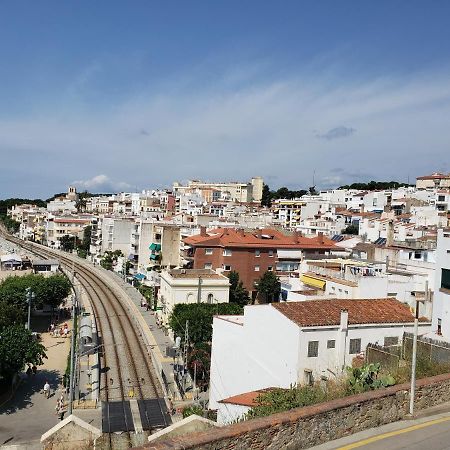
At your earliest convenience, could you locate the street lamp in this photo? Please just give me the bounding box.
[25,287,36,331]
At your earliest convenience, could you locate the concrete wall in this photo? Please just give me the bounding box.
[142,373,450,450]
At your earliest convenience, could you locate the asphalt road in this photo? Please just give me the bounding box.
[312,409,450,450]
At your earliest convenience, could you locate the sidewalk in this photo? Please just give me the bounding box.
[0,327,70,447]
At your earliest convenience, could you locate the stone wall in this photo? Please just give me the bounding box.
[139,373,450,450]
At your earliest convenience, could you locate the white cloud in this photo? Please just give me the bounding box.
[72,175,130,193]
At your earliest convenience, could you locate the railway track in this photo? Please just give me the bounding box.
[1,233,168,446]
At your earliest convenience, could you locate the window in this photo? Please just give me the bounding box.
[442,269,450,290]
[223,264,231,271]
[438,195,446,202]
[268,250,274,257]
[438,319,442,336]
[349,338,361,354]
[327,340,335,349]
[307,341,319,357]
[223,249,232,256]
[268,266,273,271]
[304,370,314,386]
[204,263,212,269]
[207,293,214,304]
[255,265,260,272]
[255,250,261,257]
[205,248,213,255]
[384,336,399,347]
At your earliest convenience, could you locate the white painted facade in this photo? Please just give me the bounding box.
[210,302,430,424]
[157,269,230,325]
[431,229,450,339]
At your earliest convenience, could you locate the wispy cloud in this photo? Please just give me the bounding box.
[316,126,356,140]
[1,62,450,196]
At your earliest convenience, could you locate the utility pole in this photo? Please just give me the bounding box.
[197,276,202,303]
[409,281,427,416]
[68,289,77,415]
[182,321,189,392]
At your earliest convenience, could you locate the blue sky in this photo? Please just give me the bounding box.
[1,1,450,197]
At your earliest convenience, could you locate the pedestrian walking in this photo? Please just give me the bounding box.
[58,403,66,421]
[55,398,61,415]
[43,380,51,398]
[32,364,37,375]
[26,365,32,377]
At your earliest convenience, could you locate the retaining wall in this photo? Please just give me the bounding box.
[140,373,450,450]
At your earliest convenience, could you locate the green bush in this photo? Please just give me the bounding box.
[182,404,204,418]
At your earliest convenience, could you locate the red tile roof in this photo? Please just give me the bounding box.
[220,388,276,406]
[417,172,450,180]
[272,298,427,327]
[184,228,337,250]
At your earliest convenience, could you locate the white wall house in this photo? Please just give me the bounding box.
[209,298,431,425]
[157,269,230,326]
[431,229,450,339]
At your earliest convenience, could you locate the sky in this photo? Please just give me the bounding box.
[1,1,450,198]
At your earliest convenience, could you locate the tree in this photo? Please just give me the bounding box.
[342,224,359,235]
[0,325,47,382]
[261,184,272,207]
[100,250,123,271]
[60,234,76,252]
[187,342,211,390]
[0,302,26,330]
[256,271,281,303]
[228,271,250,306]
[168,303,244,345]
[0,215,20,233]
[0,274,71,311]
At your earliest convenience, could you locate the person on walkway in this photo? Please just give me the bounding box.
[55,398,61,415]
[58,403,66,421]
[26,365,32,377]
[32,364,37,375]
[43,380,51,398]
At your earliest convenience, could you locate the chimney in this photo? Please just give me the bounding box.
[317,232,324,244]
[386,220,394,247]
[340,309,349,330]
[200,226,207,237]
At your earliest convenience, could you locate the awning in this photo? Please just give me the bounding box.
[134,273,146,280]
[277,249,303,259]
[149,243,161,251]
[300,274,326,290]
[150,254,158,260]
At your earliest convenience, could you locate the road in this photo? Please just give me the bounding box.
[311,406,450,450]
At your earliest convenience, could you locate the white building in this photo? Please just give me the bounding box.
[157,269,230,326]
[209,298,430,424]
[431,229,450,339]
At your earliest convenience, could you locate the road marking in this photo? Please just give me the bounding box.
[338,416,450,449]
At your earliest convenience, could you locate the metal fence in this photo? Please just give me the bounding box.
[403,332,450,364]
[366,343,400,370]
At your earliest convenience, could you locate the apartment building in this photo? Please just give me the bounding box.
[184,227,338,296]
[45,216,92,248]
[172,177,264,203]
[416,172,450,189]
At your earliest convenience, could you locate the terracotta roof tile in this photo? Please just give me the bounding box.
[184,228,336,250]
[220,388,276,406]
[272,298,427,327]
